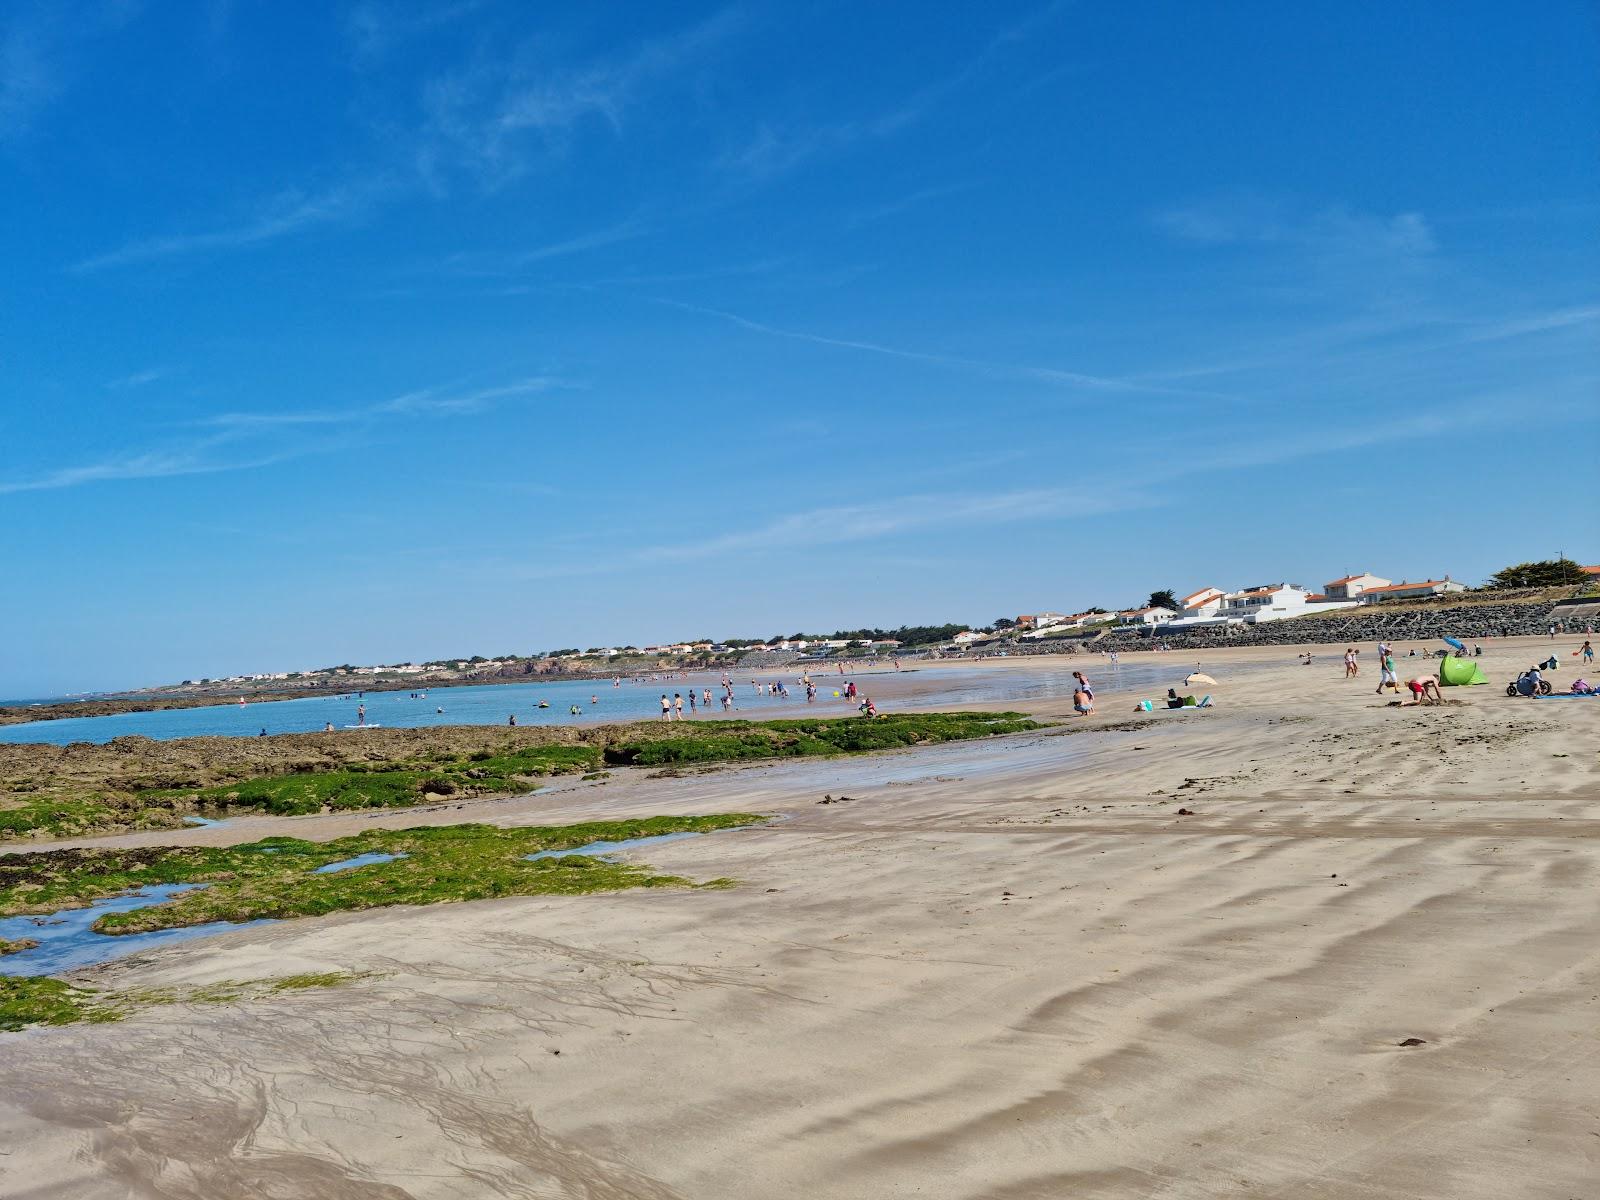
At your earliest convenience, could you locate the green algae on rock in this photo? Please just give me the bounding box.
[0,713,1040,840]
[0,971,368,1033]
[1,814,763,934]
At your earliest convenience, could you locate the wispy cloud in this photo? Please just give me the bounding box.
[105,367,173,390]
[417,8,745,186]
[0,440,307,496]
[652,297,1231,401]
[197,376,564,431]
[845,181,978,229]
[71,180,388,272]
[1154,195,1437,258]
[638,486,1133,563]
[500,482,1152,580]
[723,3,1069,180]
[346,0,488,63]
[0,2,136,142]
[438,219,650,278]
[1,376,565,495]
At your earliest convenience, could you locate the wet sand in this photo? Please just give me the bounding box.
[1,636,1596,1198]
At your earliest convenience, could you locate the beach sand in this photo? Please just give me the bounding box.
[2,636,1596,1198]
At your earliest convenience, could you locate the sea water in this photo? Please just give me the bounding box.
[0,885,273,977]
[0,659,1240,746]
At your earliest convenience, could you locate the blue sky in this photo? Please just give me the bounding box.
[3,1,1597,695]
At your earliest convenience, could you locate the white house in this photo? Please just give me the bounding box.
[1323,572,1391,600]
[1118,606,1178,626]
[1220,583,1357,623]
[1355,578,1468,603]
[1032,611,1068,629]
[950,630,986,645]
[1178,586,1226,618]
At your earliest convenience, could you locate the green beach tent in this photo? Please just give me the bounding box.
[1439,656,1488,686]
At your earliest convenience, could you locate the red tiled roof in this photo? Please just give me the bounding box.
[1324,573,1373,587]
[1359,580,1450,594]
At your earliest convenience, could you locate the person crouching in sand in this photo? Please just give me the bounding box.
[1404,675,1442,704]
[1073,686,1094,716]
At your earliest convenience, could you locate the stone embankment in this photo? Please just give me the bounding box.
[1046,601,1572,654]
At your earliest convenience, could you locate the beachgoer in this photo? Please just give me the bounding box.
[259,727,267,737]
[1344,648,1357,678]
[357,703,366,726]
[1166,688,1185,710]
[1406,675,1442,704]
[324,721,334,733]
[508,713,517,726]
[1376,653,1399,694]
[673,693,684,720]
[1072,670,1092,699]
[1582,640,1594,664]
[1073,687,1094,716]
[660,694,671,720]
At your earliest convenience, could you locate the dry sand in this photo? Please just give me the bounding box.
[2,636,1597,1198]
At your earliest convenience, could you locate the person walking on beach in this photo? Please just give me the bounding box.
[673,693,684,720]
[1376,650,1399,695]
[1581,640,1594,664]
[660,694,671,720]
[1344,647,1358,677]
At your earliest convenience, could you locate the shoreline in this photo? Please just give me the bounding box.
[0,636,1595,1196]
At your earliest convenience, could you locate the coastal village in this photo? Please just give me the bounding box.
[170,564,1599,695]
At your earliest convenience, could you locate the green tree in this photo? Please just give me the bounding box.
[1147,589,1178,611]
[1485,559,1588,589]
[993,617,1017,630]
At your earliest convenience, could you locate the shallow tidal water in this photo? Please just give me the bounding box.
[0,658,1240,745]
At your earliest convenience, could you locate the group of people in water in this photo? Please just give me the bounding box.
[655,673,878,719]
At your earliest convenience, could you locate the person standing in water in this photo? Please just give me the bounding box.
[508,713,517,726]
[357,703,366,726]
[660,694,671,720]
[673,693,684,720]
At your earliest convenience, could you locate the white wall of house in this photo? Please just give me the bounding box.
[1324,573,1390,599]
[1220,584,1356,623]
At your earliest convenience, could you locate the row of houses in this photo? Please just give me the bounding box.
[1001,573,1471,641]
[1126,575,1469,630]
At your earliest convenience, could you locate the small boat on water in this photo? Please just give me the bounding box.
[537,701,550,708]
